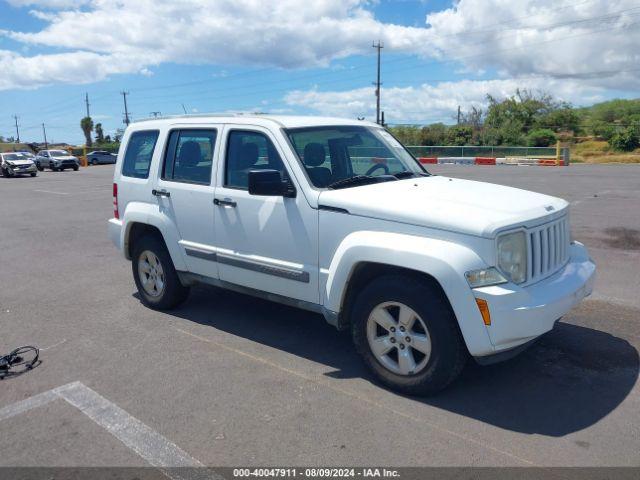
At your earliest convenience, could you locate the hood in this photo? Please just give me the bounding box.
[5,159,34,166]
[318,176,568,238]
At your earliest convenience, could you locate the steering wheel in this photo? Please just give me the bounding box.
[365,163,390,176]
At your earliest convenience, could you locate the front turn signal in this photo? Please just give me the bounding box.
[475,298,491,326]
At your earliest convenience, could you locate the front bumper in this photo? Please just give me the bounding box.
[473,241,595,357]
[7,165,37,174]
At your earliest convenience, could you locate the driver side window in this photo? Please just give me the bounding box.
[225,130,288,190]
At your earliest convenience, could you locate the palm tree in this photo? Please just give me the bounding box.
[80,116,94,147]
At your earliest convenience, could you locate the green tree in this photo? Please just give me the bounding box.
[419,123,447,145]
[526,128,557,147]
[80,116,94,147]
[95,123,105,144]
[445,125,473,146]
[608,126,640,151]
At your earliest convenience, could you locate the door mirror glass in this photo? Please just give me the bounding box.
[248,169,295,197]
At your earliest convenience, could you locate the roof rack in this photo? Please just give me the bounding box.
[131,112,268,123]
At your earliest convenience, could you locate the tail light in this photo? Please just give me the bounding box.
[112,182,119,219]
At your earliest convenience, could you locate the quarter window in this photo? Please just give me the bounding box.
[121,130,159,179]
[162,129,216,185]
[225,130,288,189]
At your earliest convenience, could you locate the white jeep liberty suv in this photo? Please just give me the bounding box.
[109,115,595,394]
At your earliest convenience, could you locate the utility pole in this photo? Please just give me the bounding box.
[85,92,91,118]
[372,40,383,125]
[12,115,20,143]
[457,105,461,125]
[121,91,130,126]
[42,123,48,150]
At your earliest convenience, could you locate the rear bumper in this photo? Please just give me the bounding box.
[108,218,123,252]
[473,241,595,358]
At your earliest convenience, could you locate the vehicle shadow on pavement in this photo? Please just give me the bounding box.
[167,285,639,437]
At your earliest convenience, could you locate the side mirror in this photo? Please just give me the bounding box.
[248,169,296,198]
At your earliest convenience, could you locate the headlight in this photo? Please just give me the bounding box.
[497,231,527,284]
[465,267,507,288]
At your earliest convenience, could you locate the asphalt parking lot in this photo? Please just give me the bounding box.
[0,164,639,469]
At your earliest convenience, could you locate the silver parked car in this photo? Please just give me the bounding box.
[0,152,38,177]
[35,149,80,172]
[87,150,117,165]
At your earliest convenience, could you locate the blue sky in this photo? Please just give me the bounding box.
[0,0,638,144]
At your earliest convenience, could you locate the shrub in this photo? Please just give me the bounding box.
[526,128,557,147]
[608,127,640,152]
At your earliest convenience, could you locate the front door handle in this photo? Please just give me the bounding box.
[214,198,237,208]
[152,189,171,198]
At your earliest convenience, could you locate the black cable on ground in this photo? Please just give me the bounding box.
[0,346,39,380]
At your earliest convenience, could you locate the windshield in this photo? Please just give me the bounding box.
[50,150,69,157]
[285,125,426,188]
[3,153,26,161]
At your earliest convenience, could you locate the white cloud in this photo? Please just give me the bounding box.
[422,0,640,90]
[0,0,431,90]
[1,0,638,93]
[284,78,607,123]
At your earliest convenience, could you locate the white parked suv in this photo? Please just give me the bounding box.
[108,115,595,394]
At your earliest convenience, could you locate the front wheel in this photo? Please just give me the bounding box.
[30,172,37,177]
[36,163,43,171]
[1,168,9,178]
[91,159,98,165]
[131,234,190,310]
[73,165,79,171]
[351,274,467,395]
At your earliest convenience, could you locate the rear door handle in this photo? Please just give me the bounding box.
[152,189,171,198]
[214,198,237,208]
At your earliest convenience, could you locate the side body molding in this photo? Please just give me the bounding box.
[323,231,495,356]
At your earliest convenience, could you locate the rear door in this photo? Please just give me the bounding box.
[154,127,220,279]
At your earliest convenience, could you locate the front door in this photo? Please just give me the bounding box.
[213,126,319,304]
[154,127,219,279]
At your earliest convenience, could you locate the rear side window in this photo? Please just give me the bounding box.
[162,129,216,185]
[122,130,159,179]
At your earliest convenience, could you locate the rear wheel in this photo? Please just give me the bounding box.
[132,234,190,310]
[351,274,467,395]
[36,163,43,171]
[30,172,37,177]
[91,158,98,165]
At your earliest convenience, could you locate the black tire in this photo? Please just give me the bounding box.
[73,165,79,171]
[91,159,98,165]
[131,234,190,310]
[1,168,9,178]
[36,163,44,171]
[51,166,58,171]
[351,274,467,395]
[30,172,37,177]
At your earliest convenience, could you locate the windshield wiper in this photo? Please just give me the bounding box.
[393,171,430,179]
[327,175,380,190]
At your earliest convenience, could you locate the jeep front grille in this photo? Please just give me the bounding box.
[526,216,570,284]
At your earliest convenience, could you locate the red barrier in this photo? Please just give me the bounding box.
[475,157,496,165]
[538,159,560,166]
[418,157,437,164]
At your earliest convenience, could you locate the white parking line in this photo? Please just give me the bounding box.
[33,189,69,195]
[0,381,217,480]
